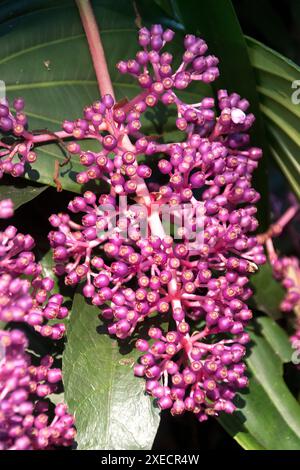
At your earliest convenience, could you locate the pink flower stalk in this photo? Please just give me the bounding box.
[48,25,266,420]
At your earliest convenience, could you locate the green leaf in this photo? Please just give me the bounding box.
[40,249,56,283]
[246,36,300,198]
[0,0,62,23]
[250,263,285,320]
[48,391,65,406]
[173,0,269,229]
[63,291,160,450]
[219,317,300,450]
[0,0,204,193]
[0,178,47,209]
[257,316,293,363]
[40,249,71,299]
[152,0,177,19]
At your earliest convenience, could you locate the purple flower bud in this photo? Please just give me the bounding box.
[158,396,173,410]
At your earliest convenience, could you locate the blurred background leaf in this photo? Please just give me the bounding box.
[247,37,300,200]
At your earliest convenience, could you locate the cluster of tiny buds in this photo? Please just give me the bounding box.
[61,93,153,187]
[117,25,219,87]
[0,98,38,178]
[0,329,75,450]
[0,200,75,449]
[271,256,300,312]
[116,25,221,135]
[0,200,68,339]
[134,326,248,420]
[269,249,300,349]
[0,274,67,339]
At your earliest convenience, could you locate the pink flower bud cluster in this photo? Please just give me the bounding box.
[0,200,75,449]
[0,203,68,339]
[0,98,38,178]
[0,329,75,450]
[48,25,265,420]
[61,91,154,187]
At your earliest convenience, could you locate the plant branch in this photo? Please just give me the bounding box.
[31,130,71,144]
[76,0,115,98]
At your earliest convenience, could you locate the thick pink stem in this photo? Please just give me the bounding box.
[266,238,277,263]
[31,131,70,144]
[276,204,299,231]
[259,204,300,244]
[76,0,115,98]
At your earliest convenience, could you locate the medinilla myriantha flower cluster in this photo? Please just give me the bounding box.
[0,200,75,449]
[46,25,266,421]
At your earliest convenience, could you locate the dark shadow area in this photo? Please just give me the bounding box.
[233,0,300,64]
[284,363,300,400]
[152,409,242,450]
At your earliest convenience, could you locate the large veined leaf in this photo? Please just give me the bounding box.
[220,316,300,450]
[0,0,207,193]
[63,291,160,450]
[246,36,300,198]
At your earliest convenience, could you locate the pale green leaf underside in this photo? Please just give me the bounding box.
[63,292,160,450]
